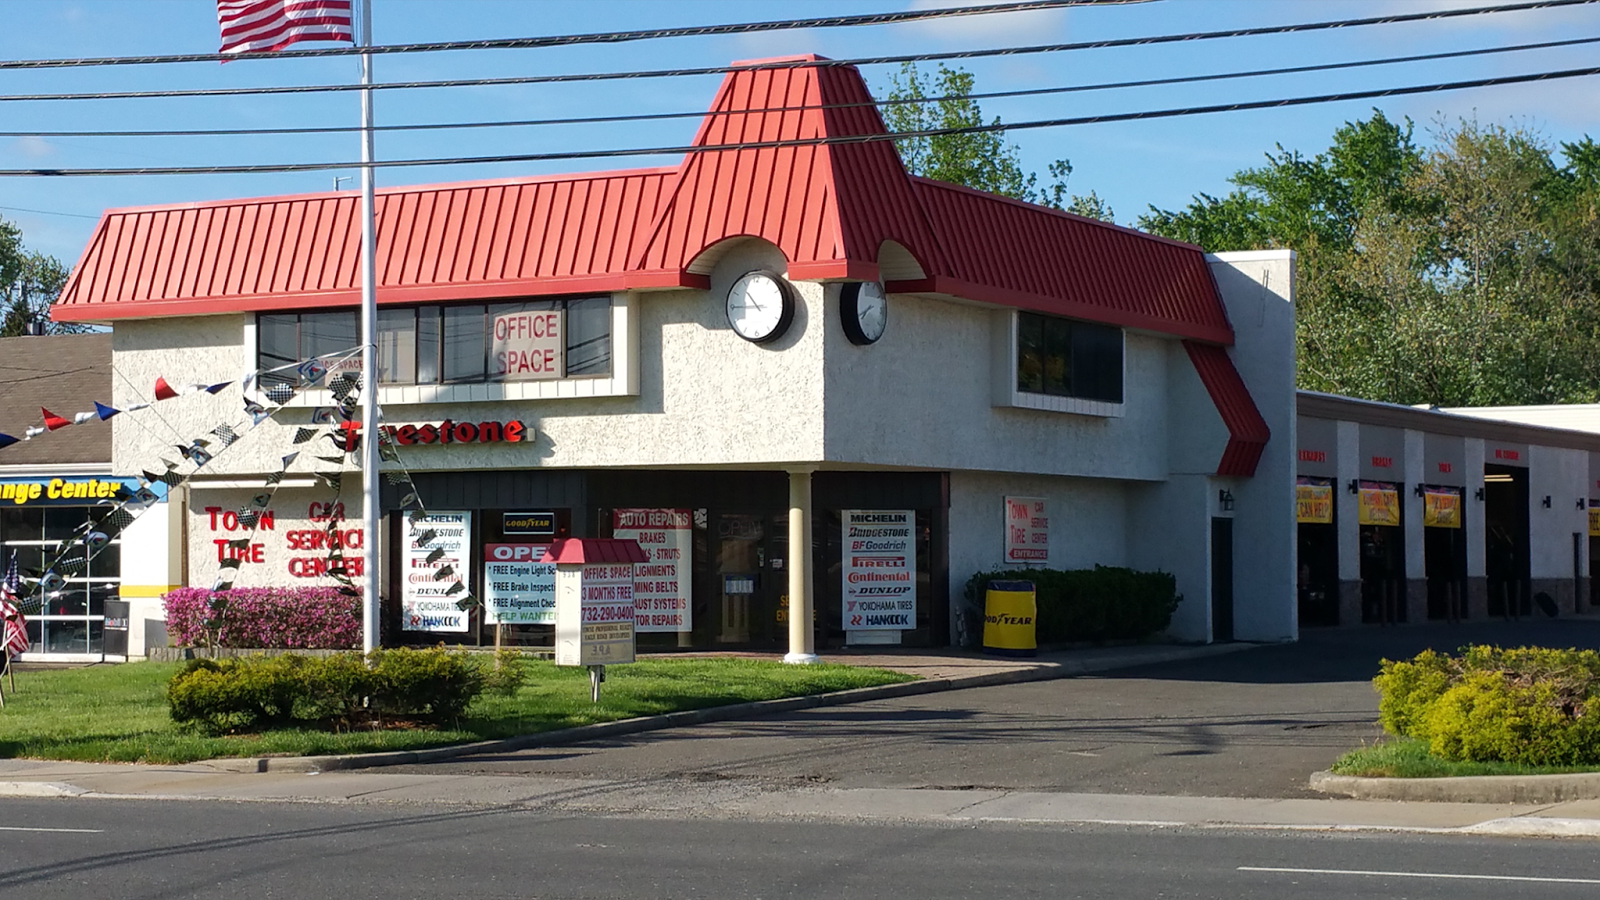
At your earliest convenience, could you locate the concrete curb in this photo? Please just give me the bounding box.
[1310,769,1600,804]
[192,644,1240,775]
[0,781,88,797]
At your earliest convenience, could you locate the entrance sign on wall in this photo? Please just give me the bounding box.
[1004,496,1049,564]
[490,307,563,381]
[402,511,472,632]
[1422,487,1462,529]
[842,509,916,631]
[611,508,693,633]
[1356,481,1401,527]
[1295,477,1334,524]
[482,543,556,625]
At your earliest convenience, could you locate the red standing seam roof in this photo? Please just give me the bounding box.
[52,54,1270,477]
[1184,341,1272,477]
[541,538,650,565]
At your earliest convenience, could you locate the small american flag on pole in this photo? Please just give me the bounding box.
[217,1,355,55]
[1,551,28,659]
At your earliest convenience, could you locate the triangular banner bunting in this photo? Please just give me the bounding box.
[73,411,97,425]
[94,402,120,421]
[0,433,17,450]
[41,408,70,431]
[153,377,179,401]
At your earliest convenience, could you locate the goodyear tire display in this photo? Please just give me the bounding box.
[982,579,1037,657]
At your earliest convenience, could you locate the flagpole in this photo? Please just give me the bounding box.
[357,0,381,657]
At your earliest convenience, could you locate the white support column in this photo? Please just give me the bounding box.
[785,467,818,664]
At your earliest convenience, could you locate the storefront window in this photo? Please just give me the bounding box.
[257,297,611,386]
[1,500,120,656]
[1016,311,1123,403]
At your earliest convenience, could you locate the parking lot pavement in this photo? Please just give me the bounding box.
[390,619,1600,799]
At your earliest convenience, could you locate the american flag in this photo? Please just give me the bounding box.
[1,551,28,659]
[217,1,354,55]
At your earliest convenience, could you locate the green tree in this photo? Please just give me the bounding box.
[880,63,1112,221]
[0,215,75,336]
[1141,113,1600,408]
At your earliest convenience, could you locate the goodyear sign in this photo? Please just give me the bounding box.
[0,477,164,507]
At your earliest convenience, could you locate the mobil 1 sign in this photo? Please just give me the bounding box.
[483,543,556,625]
[842,509,916,630]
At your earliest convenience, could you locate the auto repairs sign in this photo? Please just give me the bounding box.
[483,543,556,625]
[611,508,693,633]
[842,509,915,631]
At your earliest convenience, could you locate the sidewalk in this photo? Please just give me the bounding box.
[4,757,1600,838]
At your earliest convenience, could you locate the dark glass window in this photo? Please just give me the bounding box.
[1016,312,1122,403]
[566,296,611,376]
[300,312,358,362]
[416,306,442,384]
[443,305,487,383]
[258,314,299,385]
[376,308,417,384]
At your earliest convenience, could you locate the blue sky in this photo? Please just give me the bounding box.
[3,0,1598,266]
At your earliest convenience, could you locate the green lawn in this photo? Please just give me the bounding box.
[0,657,914,765]
[1331,737,1600,778]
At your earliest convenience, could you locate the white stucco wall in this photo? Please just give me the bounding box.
[1528,445,1588,582]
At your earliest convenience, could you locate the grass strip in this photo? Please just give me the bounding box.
[1331,736,1600,778]
[0,657,914,765]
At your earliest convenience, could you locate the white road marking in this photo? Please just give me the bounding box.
[1240,866,1600,885]
[0,826,104,834]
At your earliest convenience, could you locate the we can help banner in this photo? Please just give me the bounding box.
[1295,477,1333,524]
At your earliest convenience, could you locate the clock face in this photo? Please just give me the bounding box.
[726,271,794,343]
[840,281,888,345]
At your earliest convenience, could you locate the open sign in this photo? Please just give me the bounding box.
[487,543,550,562]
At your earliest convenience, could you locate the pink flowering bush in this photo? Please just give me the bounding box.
[164,587,361,650]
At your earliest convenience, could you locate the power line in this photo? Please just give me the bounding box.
[2,0,1592,104]
[5,35,1594,140]
[0,204,99,219]
[6,65,1597,178]
[0,1,1140,70]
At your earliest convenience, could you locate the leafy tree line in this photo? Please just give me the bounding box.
[0,215,74,337]
[1140,113,1600,408]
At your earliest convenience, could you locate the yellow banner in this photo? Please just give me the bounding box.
[1357,483,1401,526]
[1423,489,1462,529]
[1590,508,1600,538]
[1296,483,1333,524]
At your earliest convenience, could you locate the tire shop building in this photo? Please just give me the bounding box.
[50,54,1304,656]
[1295,392,1600,627]
[0,333,182,660]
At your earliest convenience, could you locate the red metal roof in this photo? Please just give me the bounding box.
[541,538,650,564]
[52,54,1269,476]
[1184,341,1271,477]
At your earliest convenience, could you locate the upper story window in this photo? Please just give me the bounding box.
[1016,312,1123,404]
[258,297,611,386]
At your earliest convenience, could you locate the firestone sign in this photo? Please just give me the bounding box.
[332,419,530,449]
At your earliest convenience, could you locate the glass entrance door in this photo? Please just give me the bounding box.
[713,513,780,646]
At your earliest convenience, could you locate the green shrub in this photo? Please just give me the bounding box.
[1372,645,1600,765]
[166,648,496,735]
[963,565,1181,643]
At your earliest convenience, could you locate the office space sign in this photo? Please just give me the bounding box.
[491,307,563,380]
[402,511,472,632]
[843,509,916,631]
[1004,496,1049,564]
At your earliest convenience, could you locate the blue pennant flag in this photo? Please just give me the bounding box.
[0,433,17,450]
[94,402,120,421]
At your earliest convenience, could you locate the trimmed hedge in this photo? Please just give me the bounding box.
[963,565,1181,643]
[1373,646,1600,766]
[166,647,526,734]
[164,587,361,650]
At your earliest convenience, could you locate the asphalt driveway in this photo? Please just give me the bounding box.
[394,619,1600,799]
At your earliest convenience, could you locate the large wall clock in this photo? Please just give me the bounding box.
[840,281,888,345]
[726,270,796,344]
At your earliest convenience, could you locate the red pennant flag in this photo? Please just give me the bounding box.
[41,408,71,431]
[153,377,179,401]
